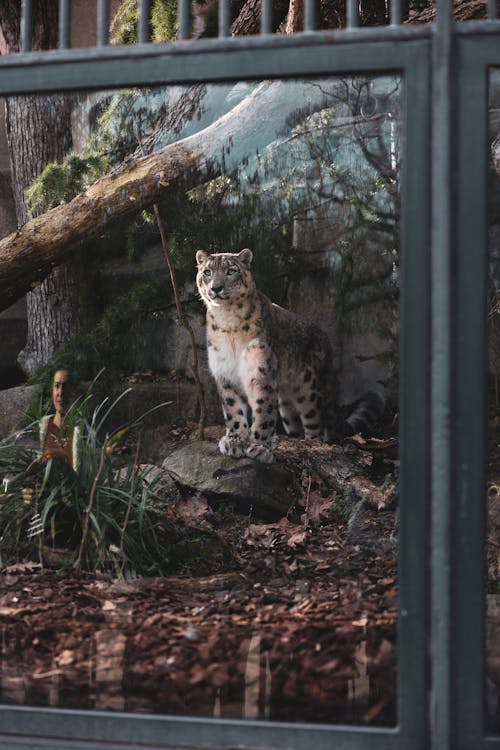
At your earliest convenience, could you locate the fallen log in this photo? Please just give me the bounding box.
[0,80,332,312]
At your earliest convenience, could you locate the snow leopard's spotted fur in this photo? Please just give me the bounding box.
[196,248,381,463]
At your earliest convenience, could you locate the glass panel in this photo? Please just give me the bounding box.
[0,76,401,725]
[488,68,500,734]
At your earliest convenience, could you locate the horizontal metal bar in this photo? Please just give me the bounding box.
[0,33,431,96]
[454,18,500,33]
[0,705,402,750]
[59,0,72,49]
[97,0,110,46]
[1,23,433,64]
[450,9,500,32]
[452,26,500,57]
[20,0,33,53]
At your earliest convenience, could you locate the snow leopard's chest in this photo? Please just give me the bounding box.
[206,307,264,388]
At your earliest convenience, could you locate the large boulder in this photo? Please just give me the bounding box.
[162,441,299,521]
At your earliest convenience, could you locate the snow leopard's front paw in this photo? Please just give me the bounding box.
[219,434,248,459]
[245,442,274,464]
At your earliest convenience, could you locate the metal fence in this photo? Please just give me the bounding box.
[0,0,498,748]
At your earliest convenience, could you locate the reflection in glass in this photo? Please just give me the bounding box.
[0,77,401,725]
[487,69,500,734]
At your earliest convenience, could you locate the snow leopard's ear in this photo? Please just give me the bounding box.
[196,250,209,266]
[238,248,253,267]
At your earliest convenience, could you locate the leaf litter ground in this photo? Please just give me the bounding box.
[0,424,398,726]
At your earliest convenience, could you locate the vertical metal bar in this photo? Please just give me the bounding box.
[97,0,110,45]
[59,0,72,49]
[430,1,454,749]
[487,0,498,19]
[390,0,402,26]
[218,0,230,37]
[178,0,190,40]
[346,0,359,29]
[261,0,272,33]
[20,0,33,52]
[304,0,316,31]
[397,46,431,745]
[138,0,151,43]
[454,39,492,750]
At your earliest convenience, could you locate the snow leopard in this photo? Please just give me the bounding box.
[196,248,383,463]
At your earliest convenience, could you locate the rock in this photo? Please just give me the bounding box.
[0,385,37,438]
[105,380,220,433]
[162,441,298,521]
[141,463,183,504]
[115,463,182,505]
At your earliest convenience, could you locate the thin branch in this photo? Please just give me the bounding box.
[137,127,207,439]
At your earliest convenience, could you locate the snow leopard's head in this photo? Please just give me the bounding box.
[196,248,255,307]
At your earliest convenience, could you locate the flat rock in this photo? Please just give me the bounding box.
[162,441,298,521]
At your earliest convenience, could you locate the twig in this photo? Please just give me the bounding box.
[136,127,207,440]
[153,204,207,437]
[303,471,312,529]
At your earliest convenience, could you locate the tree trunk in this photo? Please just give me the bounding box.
[0,80,335,312]
[284,0,304,34]
[230,0,289,35]
[6,93,79,375]
[0,1,80,376]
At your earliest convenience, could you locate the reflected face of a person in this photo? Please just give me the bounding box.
[52,370,70,417]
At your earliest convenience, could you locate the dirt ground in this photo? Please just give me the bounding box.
[0,417,399,726]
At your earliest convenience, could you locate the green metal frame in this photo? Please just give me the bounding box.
[454,34,500,750]
[0,10,494,749]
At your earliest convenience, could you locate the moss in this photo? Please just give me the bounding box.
[111,0,179,44]
[25,154,108,214]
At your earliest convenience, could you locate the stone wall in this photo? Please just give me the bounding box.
[286,205,395,407]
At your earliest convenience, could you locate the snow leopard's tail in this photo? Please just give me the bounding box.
[344,390,385,437]
[321,340,385,441]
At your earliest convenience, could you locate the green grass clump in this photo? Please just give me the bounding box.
[0,384,176,576]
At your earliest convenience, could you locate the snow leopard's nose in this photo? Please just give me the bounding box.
[210,283,224,295]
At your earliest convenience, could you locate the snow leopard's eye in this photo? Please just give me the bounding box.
[227,266,238,276]
[203,268,212,277]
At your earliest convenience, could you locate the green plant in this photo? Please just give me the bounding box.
[111,0,179,44]
[25,153,108,214]
[0,383,176,575]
